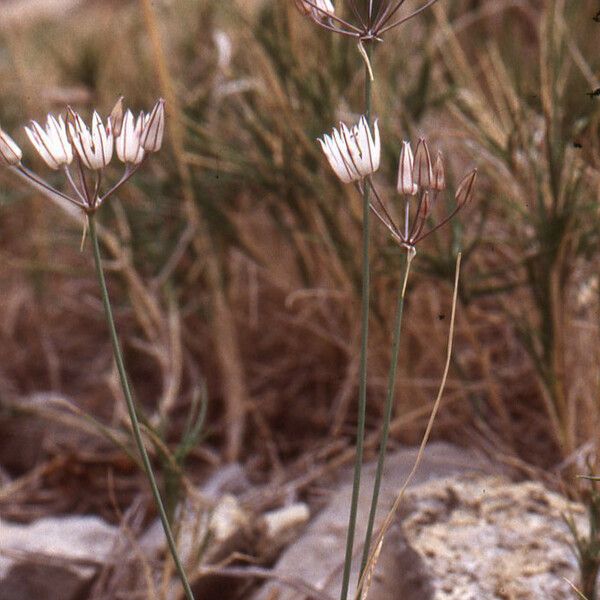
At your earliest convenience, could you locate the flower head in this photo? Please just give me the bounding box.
[294,0,439,41]
[68,110,113,170]
[318,116,380,183]
[0,128,22,166]
[0,97,165,215]
[25,115,72,170]
[140,98,165,153]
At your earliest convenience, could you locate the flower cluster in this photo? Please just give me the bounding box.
[294,0,439,41]
[0,97,165,213]
[318,116,380,183]
[318,116,476,249]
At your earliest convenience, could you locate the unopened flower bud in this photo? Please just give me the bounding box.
[397,141,417,195]
[140,98,165,153]
[432,151,446,191]
[0,127,22,166]
[455,169,477,207]
[413,138,433,189]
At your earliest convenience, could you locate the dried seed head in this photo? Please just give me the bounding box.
[292,0,440,42]
[294,0,335,20]
[397,140,417,195]
[109,96,125,138]
[455,169,477,207]
[432,150,446,191]
[412,138,433,189]
[0,127,22,166]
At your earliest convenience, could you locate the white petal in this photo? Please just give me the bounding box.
[25,122,59,169]
[0,127,22,165]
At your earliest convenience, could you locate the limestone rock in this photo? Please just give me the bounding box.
[402,473,587,600]
[253,442,491,600]
[0,515,119,600]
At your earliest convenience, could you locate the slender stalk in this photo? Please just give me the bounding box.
[355,253,462,600]
[87,215,195,600]
[359,249,412,579]
[339,41,373,600]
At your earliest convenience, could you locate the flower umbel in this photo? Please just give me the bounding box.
[318,116,380,183]
[2,97,165,214]
[294,0,440,41]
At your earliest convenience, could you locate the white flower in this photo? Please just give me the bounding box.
[318,116,380,184]
[116,110,146,165]
[140,99,165,153]
[25,115,72,170]
[397,141,417,195]
[68,111,113,170]
[0,127,22,166]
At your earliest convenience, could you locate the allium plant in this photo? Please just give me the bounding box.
[319,117,476,596]
[296,1,448,599]
[0,98,196,600]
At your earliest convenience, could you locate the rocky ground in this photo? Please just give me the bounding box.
[0,443,593,599]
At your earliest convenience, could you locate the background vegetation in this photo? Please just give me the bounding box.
[0,0,599,565]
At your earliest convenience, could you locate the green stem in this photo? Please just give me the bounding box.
[88,214,195,600]
[339,42,373,600]
[359,249,412,580]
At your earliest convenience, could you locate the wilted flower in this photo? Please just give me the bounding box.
[294,0,439,41]
[432,150,446,191]
[116,110,146,165]
[0,98,165,214]
[25,115,73,170]
[370,136,477,249]
[318,116,380,183]
[455,168,477,207]
[140,98,165,153]
[109,96,125,138]
[412,138,433,189]
[0,128,22,166]
[68,111,113,170]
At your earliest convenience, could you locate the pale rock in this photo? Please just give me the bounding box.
[0,515,119,600]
